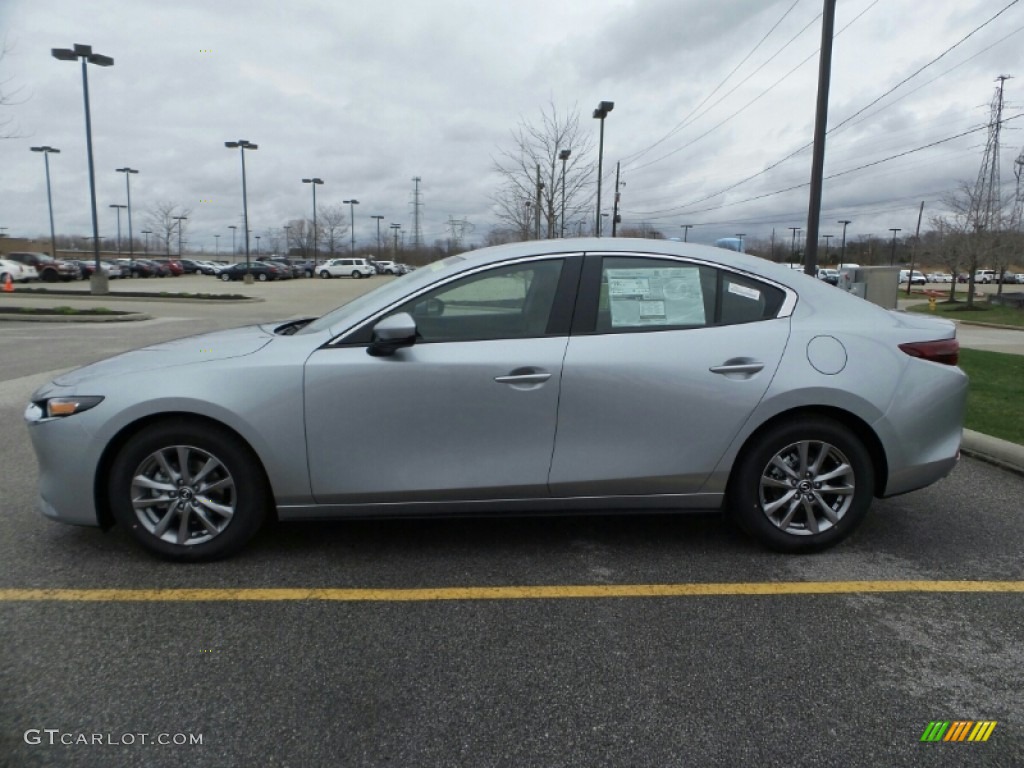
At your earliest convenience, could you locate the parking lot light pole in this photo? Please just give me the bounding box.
[344,199,359,253]
[173,216,187,258]
[592,101,613,236]
[680,224,693,242]
[115,167,138,256]
[558,149,571,237]
[228,225,237,263]
[390,223,401,257]
[109,204,126,254]
[140,229,152,255]
[214,233,220,256]
[837,219,852,269]
[370,215,382,260]
[30,146,61,258]
[889,228,901,266]
[302,177,323,269]
[52,43,114,295]
[226,140,258,283]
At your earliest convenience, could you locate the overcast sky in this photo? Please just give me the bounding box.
[2,0,1022,256]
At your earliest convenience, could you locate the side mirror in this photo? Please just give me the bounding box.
[367,312,417,357]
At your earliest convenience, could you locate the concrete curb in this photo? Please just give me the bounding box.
[0,311,153,323]
[1,292,262,304]
[961,429,1024,477]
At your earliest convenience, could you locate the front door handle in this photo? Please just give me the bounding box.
[494,372,552,384]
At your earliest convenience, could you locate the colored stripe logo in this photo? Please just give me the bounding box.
[921,721,997,742]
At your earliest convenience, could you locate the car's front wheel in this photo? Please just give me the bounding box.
[319,270,331,279]
[257,272,268,282]
[220,272,231,281]
[108,420,270,561]
[352,270,362,279]
[729,417,874,553]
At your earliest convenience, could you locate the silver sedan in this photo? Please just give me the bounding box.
[24,239,967,560]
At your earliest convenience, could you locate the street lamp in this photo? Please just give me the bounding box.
[889,228,901,266]
[592,100,614,237]
[823,234,833,263]
[735,233,746,252]
[255,235,261,258]
[680,224,693,242]
[837,219,852,269]
[226,140,258,283]
[343,199,359,253]
[30,146,61,258]
[214,233,220,256]
[115,167,138,256]
[789,227,801,264]
[52,43,114,294]
[140,229,152,255]
[173,215,187,257]
[109,204,126,254]
[282,224,292,257]
[228,225,237,262]
[371,215,384,259]
[302,177,323,268]
[558,149,571,238]
[390,222,401,256]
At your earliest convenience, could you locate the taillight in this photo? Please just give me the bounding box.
[899,338,959,366]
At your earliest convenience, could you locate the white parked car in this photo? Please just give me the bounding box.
[0,259,38,282]
[926,273,952,284]
[318,257,376,279]
[974,269,997,284]
[898,270,926,285]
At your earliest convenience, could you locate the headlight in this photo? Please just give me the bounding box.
[37,396,104,418]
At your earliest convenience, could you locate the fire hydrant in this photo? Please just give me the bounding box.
[928,295,937,311]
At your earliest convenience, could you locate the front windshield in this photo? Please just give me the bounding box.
[296,255,465,336]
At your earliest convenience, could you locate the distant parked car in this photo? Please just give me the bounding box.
[118,259,158,278]
[0,258,38,283]
[974,269,996,284]
[373,260,401,275]
[149,259,184,276]
[318,257,376,279]
[816,268,839,285]
[926,273,952,284]
[6,252,80,282]
[899,270,926,285]
[218,262,283,282]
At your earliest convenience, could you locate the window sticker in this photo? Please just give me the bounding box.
[605,267,704,326]
[727,282,761,301]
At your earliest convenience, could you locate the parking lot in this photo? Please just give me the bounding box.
[1,279,1023,767]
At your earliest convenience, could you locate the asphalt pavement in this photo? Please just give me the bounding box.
[1,275,1023,767]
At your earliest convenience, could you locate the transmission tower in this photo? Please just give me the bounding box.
[446,216,472,252]
[1012,147,1024,231]
[410,177,423,251]
[972,75,1011,230]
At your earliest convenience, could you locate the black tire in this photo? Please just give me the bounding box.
[319,270,331,279]
[257,272,268,282]
[108,420,270,561]
[42,269,58,283]
[220,272,231,281]
[728,417,874,553]
[351,270,361,279]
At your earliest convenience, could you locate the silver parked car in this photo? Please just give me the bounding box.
[24,239,967,560]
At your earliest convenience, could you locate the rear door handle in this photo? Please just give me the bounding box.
[709,361,765,375]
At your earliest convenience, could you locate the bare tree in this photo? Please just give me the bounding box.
[491,103,595,241]
[317,204,349,257]
[0,38,27,140]
[146,202,192,257]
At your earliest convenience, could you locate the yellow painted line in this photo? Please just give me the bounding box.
[0,580,1022,603]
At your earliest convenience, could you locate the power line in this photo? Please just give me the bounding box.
[626,0,1022,216]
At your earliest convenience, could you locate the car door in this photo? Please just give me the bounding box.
[549,253,792,497]
[304,256,581,503]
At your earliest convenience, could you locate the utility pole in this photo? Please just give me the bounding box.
[906,201,925,295]
[804,0,837,276]
[411,177,423,252]
[535,164,543,240]
[837,219,852,268]
[681,224,693,242]
[611,162,622,237]
[789,227,801,264]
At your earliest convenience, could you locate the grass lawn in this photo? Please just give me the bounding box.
[957,348,1024,444]
[907,299,1024,328]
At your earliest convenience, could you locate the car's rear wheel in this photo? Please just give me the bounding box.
[42,269,58,283]
[258,272,268,282]
[729,417,873,553]
[220,272,231,281]
[352,270,362,279]
[108,421,270,561]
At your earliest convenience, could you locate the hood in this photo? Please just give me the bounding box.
[49,325,275,387]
